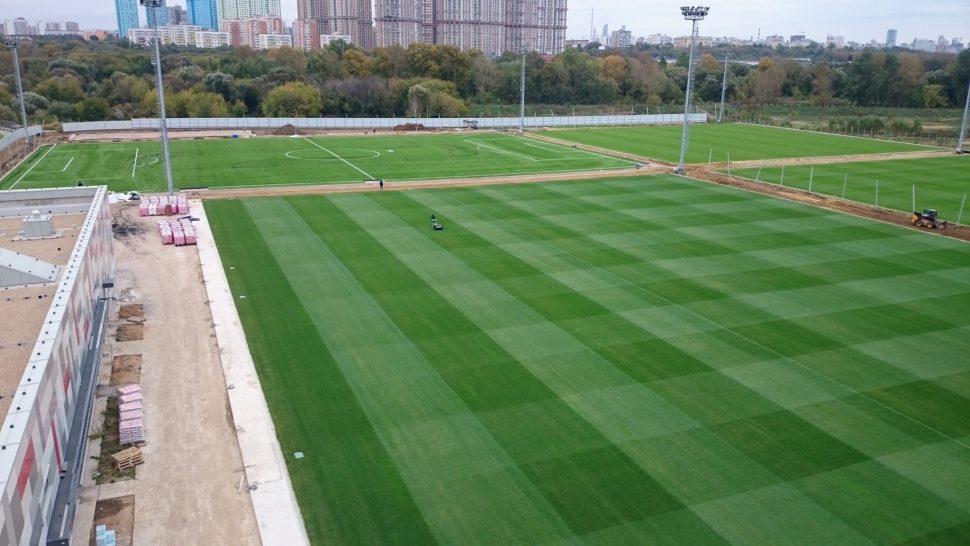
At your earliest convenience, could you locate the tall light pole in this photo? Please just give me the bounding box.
[675,6,709,174]
[519,45,528,133]
[141,0,175,196]
[4,39,31,151]
[718,52,730,123]
[958,75,970,154]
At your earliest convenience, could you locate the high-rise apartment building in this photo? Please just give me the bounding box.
[217,0,282,20]
[609,25,632,48]
[187,0,219,29]
[115,0,140,37]
[146,0,169,26]
[297,0,372,50]
[436,0,505,54]
[220,16,284,47]
[886,28,897,47]
[168,4,190,25]
[375,0,566,55]
[373,0,423,48]
[293,18,320,50]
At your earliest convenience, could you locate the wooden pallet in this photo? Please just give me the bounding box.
[111,447,144,471]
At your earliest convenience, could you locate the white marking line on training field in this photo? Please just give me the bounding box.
[449,183,970,454]
[9,143,56,190]
[518,135,628,163]
[464,139,539,161]
[302,137,375,180]
[131,147,139,178]
[61,157,74,172]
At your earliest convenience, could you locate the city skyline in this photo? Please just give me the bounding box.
[2,0,968,47]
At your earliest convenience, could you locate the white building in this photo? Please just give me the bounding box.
[256,32,292,48]
[196,29,230,47]
[127,24,230,47]
[320,33,352,47]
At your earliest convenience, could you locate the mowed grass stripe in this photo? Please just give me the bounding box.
[542,123,929,163]
[304,195,693,536]
[243,197,580,545]
[204,200,435,545]
[362,191,853,516]
[409,181,970,456]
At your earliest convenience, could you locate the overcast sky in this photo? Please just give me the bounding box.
[3,0,968,46]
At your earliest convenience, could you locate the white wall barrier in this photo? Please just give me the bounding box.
[0,126,44,153]
[62,114,706,133]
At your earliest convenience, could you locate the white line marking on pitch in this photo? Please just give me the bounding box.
[62,157,74,172]
[131,147,139,178]
[517,135,626,163]
[464,139,537,161]
[9,143,56,190]
[302,137,375,180]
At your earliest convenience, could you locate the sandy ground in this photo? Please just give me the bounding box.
[72,203,260,545]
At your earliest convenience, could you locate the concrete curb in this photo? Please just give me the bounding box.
[193,199,310,546]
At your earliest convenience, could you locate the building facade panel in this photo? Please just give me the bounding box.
[0,188,114,545]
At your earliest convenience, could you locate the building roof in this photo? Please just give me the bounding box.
[0,188,99,418]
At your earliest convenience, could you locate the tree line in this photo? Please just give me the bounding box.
[0,38,967,123]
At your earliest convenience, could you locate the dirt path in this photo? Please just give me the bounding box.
[186,164,665,199]
[73,203,261,545]
[714,149,953,169]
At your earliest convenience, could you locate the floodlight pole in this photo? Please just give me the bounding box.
[718,53,729,123]
[5,40,30,150]
[958,76,970,154]
[519,46,528,133]
[675,6,709,174]
[143,0,175,196]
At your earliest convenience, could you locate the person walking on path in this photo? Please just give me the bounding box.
[379,178,384,191]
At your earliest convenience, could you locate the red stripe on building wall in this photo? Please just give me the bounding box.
[17,440,35,499]
[63,367,71,393]
[51,422,63,473]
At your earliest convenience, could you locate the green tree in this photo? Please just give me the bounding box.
[76,97,110,121]
[261,81,322,117]
[34,75,86,104]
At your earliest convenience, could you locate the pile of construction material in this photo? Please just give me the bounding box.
[138,193,189,216]
[112,446,144,471]
[157,218,197,246]
[96,524,118,546]
[117,384,145,445]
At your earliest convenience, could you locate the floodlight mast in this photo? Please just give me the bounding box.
[519,45,528,133]
[958,76,970,154]
[675,5,709,174]
[5,39,31,151]
[141,0,175,196]
[718,53,730,123]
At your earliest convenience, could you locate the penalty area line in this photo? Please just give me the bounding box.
[9,143,56,190]
[302,137,375,180]
[131,147,139,178]
[62,157,74,172]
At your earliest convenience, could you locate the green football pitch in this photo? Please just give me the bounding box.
[207,175,970,545]
[0,133,632,192]
[541,124,932,163]
[730,155,970,218]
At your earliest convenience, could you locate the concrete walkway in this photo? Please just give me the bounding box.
[193,199,310,545]
[73,202,261,545]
